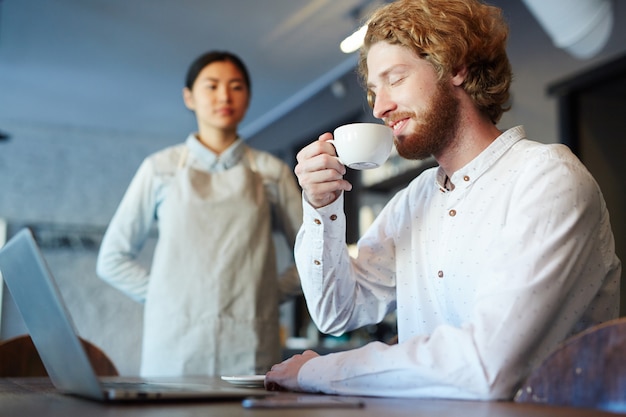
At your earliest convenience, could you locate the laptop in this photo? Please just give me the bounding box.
[0,228,270,402]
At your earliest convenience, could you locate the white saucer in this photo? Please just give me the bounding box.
[221,375,266,388]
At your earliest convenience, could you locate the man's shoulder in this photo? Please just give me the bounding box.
[514,139,575,159]
[513,139,587,174]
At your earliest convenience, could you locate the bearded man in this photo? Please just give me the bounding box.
[265,0,621,400]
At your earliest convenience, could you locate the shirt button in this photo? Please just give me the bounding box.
[330,214,338,221]
[449,209,457,217]
[463,175,470,182]
[314,219,321,225]
[438,270,444,278]
[313,260,321,266]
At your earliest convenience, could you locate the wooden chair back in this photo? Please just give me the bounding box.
[515,317,626,414]
[0,334,118,377]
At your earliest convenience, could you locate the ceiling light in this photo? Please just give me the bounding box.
[341,0,390,54]
[340,24,368,54]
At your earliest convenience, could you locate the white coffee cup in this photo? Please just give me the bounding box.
[330,123,394,170]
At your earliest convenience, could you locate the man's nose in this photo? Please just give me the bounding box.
[372,89,395,119]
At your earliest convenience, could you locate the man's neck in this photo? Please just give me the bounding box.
[435,114,502,178]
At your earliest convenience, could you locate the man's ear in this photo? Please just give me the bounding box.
[182,87,195,111]
[451,66,468,87]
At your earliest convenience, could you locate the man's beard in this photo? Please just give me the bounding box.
[395,81,460,160]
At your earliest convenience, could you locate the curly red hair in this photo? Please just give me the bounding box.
[358,0,512,123]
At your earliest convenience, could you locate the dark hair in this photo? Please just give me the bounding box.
[359,0,512,124]
[184,50,251,94]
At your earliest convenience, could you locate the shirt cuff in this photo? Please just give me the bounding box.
[301,193,346,241]
[297,354,332,394]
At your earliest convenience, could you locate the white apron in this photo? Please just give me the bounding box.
[140,148,280,376]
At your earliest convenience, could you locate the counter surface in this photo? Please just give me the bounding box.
[0,377,616,417]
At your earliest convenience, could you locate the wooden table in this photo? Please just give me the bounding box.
[0,377,618,417]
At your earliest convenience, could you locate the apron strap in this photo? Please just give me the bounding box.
[245,147,258,174]
[243,147,279,225]
[177,146,189,169]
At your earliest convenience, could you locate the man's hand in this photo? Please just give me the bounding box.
[294,133,352,209]
[264,350,320,392]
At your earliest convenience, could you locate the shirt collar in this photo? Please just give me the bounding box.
[435,125,527,192]
[184,133,245,171]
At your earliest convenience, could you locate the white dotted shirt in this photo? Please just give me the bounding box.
[294,126,621,400]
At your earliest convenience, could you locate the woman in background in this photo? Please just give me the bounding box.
[97,50,302,377]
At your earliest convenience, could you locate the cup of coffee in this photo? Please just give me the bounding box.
[330,123,394,170]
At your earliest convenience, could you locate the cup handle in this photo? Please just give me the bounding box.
[326,140,345,166]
